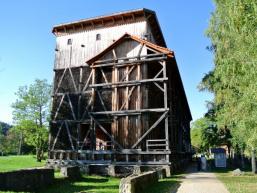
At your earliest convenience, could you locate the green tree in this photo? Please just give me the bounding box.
[12,79,51,161]
[205,0,257,173]
[0,132,5,155]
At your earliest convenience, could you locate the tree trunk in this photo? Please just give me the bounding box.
[36,147,42,162]
[240,149,245,170]
[227,145,231,159]
[251,148,256,174]
[18,132,23,155]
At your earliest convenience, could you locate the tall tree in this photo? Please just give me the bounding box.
[205,0,257,173]
[12,79,51,161]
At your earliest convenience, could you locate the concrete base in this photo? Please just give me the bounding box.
[60,166,81,180]
[47,158,189,177]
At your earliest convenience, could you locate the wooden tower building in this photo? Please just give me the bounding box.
[48,9,192,167]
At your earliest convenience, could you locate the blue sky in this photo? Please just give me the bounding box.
[0,0,214,124]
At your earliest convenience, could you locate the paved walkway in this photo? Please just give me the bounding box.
[174,166,229,193]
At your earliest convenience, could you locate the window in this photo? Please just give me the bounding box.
[96,34,101,41]
[67,38,72,45]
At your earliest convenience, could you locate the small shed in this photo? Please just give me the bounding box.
[211,148,226,168]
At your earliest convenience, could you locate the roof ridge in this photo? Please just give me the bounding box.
[87,33,173,64]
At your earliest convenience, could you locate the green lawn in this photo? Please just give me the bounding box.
[214,169,257,193]
[0,155,45,172]
[38,175,120,193]
[0,155,119,193]
[0,155,182,193]
[0,174,120,193]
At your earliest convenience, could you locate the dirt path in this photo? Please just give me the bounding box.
[173,166,229,193]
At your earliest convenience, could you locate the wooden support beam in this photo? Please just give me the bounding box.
[119,86,136,111]
[51,118,112,124]
[91,116,123,149]
[97,90,108,112]
[54,68,67,95]
[89,77,168,88]
[91,56,167,68]
[90,108,169,116]
[132,111,168,149]
[154,82,164,92]
[51,122,64,151]
[79,128,91,150]
[82,70,93,92]
[77,67,83,148]
[162,61,170,161]
[120,65,135,82]
[100,68,109,83]
[137,62,142,150]
[67,94,77,120]
[137,43,144,58]
[53,94,65,121]
[65,121,75,150]
[68,67,78,92]
[125,65,129,137]
[154,68,163,79]
[94,53,164,64]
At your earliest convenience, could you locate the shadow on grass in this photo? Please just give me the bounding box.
[211,168,231,173]
[38,176,119,193]
[142,175,182,193]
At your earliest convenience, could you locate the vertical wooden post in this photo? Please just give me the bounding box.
[137,63,142,150]
[91,68,96,154]
[111,49,118,150]
[125,65,129,138]
[162,61,169,162]
[77,66,83,150]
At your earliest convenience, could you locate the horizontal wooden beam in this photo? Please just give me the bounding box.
[50,119,112,124]
[91,56,167,68]
[132,111,168,148]
[93,53,166,64]
[90,108,169,116]
[89,78,168,88]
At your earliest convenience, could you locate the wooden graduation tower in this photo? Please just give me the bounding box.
[49,9,192,166]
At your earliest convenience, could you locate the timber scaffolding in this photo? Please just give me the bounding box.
[48,9,192,168]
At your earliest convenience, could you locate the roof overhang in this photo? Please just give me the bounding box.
[52,8,166,47]
[86,33,173,65]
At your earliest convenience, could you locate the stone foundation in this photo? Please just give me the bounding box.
[60,166,81,180]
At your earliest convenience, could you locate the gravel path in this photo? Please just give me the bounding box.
[174,166,229,193]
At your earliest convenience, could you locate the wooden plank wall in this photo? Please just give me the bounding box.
[54,21,150,69]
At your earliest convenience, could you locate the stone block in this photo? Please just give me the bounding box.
[0,168,54,192]
[108,165,116,176]
[89,165,109,175]
[119,171,158,193]
[162,165,171,177]
[60,166,81,180]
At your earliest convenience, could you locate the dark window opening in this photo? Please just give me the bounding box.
[96,34,101,41]
[67,39,72,45]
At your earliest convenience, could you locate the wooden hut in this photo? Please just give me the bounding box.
[48,9,192,167]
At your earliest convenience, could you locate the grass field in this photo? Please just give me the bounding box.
[214,169,257,193]
[38,175,120,193]
[0,155,119,193]
[0,155,181,193]
[0,155,45,172]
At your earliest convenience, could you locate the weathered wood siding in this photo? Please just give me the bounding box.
[54,21,155,69]
[94,40,148,148]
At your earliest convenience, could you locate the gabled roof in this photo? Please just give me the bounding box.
[52,8,166,47]
[87,33,174,65]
